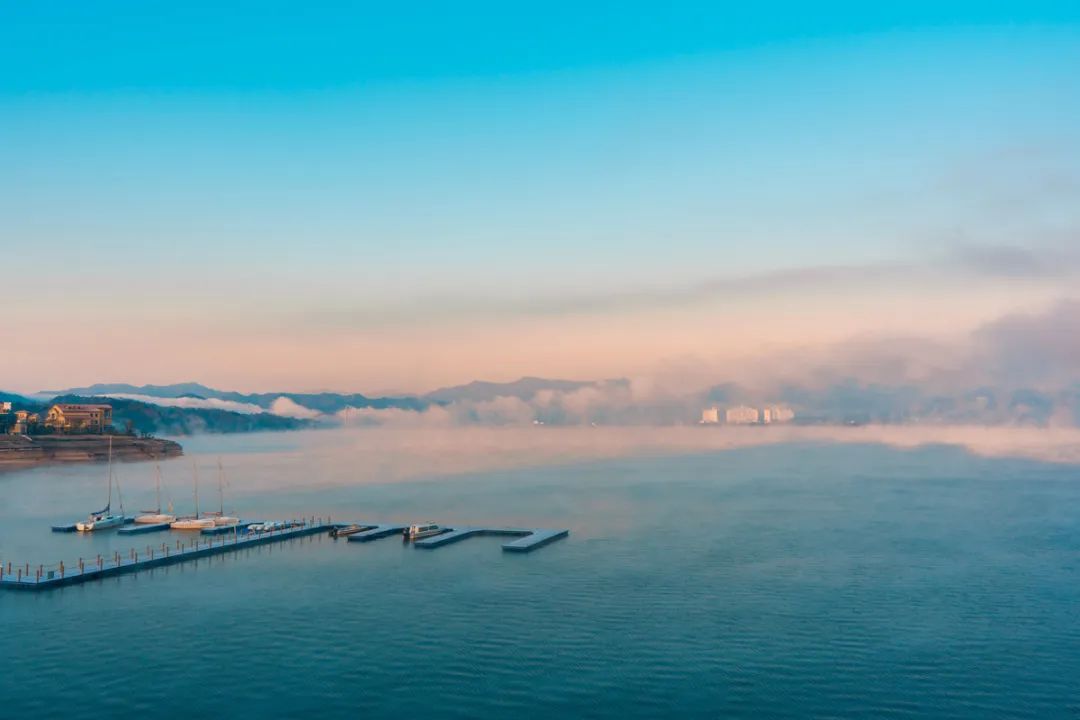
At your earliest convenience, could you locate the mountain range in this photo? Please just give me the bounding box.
[5,375,1079,434]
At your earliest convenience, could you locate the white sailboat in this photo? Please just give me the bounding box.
[207,457,240,526]
[134,464,176,524]
[171,459,215,530]
[76,436,126,532]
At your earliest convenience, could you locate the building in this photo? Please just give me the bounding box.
[11,410,40,435]
[725,405,760,425]
[44,403,113,434]
[0,401,11,413]
[762,405,795,424]
[700,407,720,424]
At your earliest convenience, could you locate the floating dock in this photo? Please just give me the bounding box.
[343,522,569,553]
[4,521,332,591]
[413,526,569,552]
[201,521,261,536]
[117,522,171,535]
[51,517,136,533]
[10,516,568,592]
[344,524,406,542]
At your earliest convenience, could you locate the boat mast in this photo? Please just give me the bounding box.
[218,457,225,515]
[106,435,113,512]
[116,467,125,517]
[155,464,162,513]
[192,458,200,518]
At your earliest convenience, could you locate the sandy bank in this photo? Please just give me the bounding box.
[0,435,183,471]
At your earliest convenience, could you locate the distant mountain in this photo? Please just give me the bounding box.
[0,392,45,411]
[424,376,614,403]
[42,383,428,415]
[51,395,317,435]
[39,382,219,399]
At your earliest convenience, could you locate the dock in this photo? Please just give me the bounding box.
[3,521,332,591]
[8,516,568,592]
[344,524,406,542]
[412,526,570,552]
[342,523,570,553]
[200,521,261,536]
[117,522,171,535]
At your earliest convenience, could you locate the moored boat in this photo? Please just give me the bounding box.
[331,524,363,538]
[208,458,240,526]
[76,436,125,532]
[76,513,125,532]
[135,465,176,524]
[170,459,215,530]
[403,522,442,540]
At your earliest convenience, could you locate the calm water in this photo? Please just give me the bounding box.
[2,430,1079,718]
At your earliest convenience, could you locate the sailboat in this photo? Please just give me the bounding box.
[207,457,240,526]
[134,464,176,524]
[76,436,126,532]
[170,459,216,530]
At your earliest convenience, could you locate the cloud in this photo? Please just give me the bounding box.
[952,244,1080,279]
[972,299,1080,388]
[269,397,322,419]
[298,243,1080,334]
[339,297,1080,428]
[104,393,265,414]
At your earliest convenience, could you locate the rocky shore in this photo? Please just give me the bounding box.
[0,435,183,471]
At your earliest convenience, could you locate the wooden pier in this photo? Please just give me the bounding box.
[2,520,331,591]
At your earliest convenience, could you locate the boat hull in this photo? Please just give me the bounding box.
[135,514,176,524]
[76,515,125,532]
[170,518,216,530]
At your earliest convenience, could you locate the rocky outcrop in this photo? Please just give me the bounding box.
[0,435,183,470]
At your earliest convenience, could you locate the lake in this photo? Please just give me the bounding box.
[1,428,1078,718]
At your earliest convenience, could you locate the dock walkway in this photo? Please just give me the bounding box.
[2,521,331,591]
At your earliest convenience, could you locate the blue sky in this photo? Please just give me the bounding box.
[2,2,1079,392]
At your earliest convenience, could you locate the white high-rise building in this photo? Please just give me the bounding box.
[725,405,759,424]
[700,407,720,424]
[762,405,794,423]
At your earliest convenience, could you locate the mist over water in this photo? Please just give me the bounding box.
[3,429,1080,718]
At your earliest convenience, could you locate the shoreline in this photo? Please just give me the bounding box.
[0,435,183,471]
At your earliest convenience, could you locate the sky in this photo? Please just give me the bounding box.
[2,2,1079,394]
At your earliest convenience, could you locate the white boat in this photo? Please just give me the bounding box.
[135,465,176,524]
[76,513,125,532]
[77,437,125,532]
[404,522,442,540]
[170,459,215,530]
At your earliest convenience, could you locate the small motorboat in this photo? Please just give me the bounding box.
[403,522,442,540]
[331,524,364,538]
[249,521,285,533]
